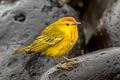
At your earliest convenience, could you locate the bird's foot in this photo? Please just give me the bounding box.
[56,63,73,70]
[60,57,78,64]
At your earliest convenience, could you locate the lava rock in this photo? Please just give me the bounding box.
[85,0,120,52]
[98,0,120,47]
[0,0,82,80]
[41,47,120,80]
[83,0,113,25]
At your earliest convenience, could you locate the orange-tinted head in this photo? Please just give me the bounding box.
[55,17,81,30]
[62,17,76,22]
[58,17,81,25]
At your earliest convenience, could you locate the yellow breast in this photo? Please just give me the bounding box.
[41,27,78,58]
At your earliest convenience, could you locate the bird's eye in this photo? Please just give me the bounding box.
[66,23,69,26]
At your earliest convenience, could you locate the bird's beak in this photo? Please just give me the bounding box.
[73,22,81,25]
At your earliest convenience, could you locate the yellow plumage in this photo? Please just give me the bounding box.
[12,17,81,70]
[12,17,79,58]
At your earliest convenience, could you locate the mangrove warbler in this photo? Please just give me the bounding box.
[12,17,81,70]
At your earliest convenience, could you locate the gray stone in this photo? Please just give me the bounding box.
[41,47,120,80]
[83,0,113,25]
[98,0,120,47]
[78,0,114,47]
[0,0,82,80]
[85,0,120,52]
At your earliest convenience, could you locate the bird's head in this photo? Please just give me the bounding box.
[55,17,81,30]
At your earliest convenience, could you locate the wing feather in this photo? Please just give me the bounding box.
[29,24,64,52]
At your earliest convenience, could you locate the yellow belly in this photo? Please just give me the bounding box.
[41,39,73,58]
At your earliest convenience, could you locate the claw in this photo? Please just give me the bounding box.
[60,57,78,64]
[56,63,73,70]
[53,57,77,70]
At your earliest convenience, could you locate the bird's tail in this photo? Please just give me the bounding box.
[12,47,27,55]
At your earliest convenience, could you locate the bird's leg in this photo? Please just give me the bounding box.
[60,56,78,63]
[52,58,73,70]
[53,58,60,64]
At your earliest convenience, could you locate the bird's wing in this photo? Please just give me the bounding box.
[29,27,64,52]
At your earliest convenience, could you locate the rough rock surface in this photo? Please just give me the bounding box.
[98,0,120,47]
[0,0,83,80]
[83,0,113,25]
[86,0,120,52]
[41,47,120,80]
[79,0,114,47]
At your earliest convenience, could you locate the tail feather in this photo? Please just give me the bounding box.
[12,48,26,55]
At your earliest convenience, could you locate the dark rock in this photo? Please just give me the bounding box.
[85,0,120,52]
[0,0,82,80]
[41,47,120,80]
[83,0,113,25]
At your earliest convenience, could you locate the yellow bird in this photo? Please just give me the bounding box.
[12,17,81,70]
